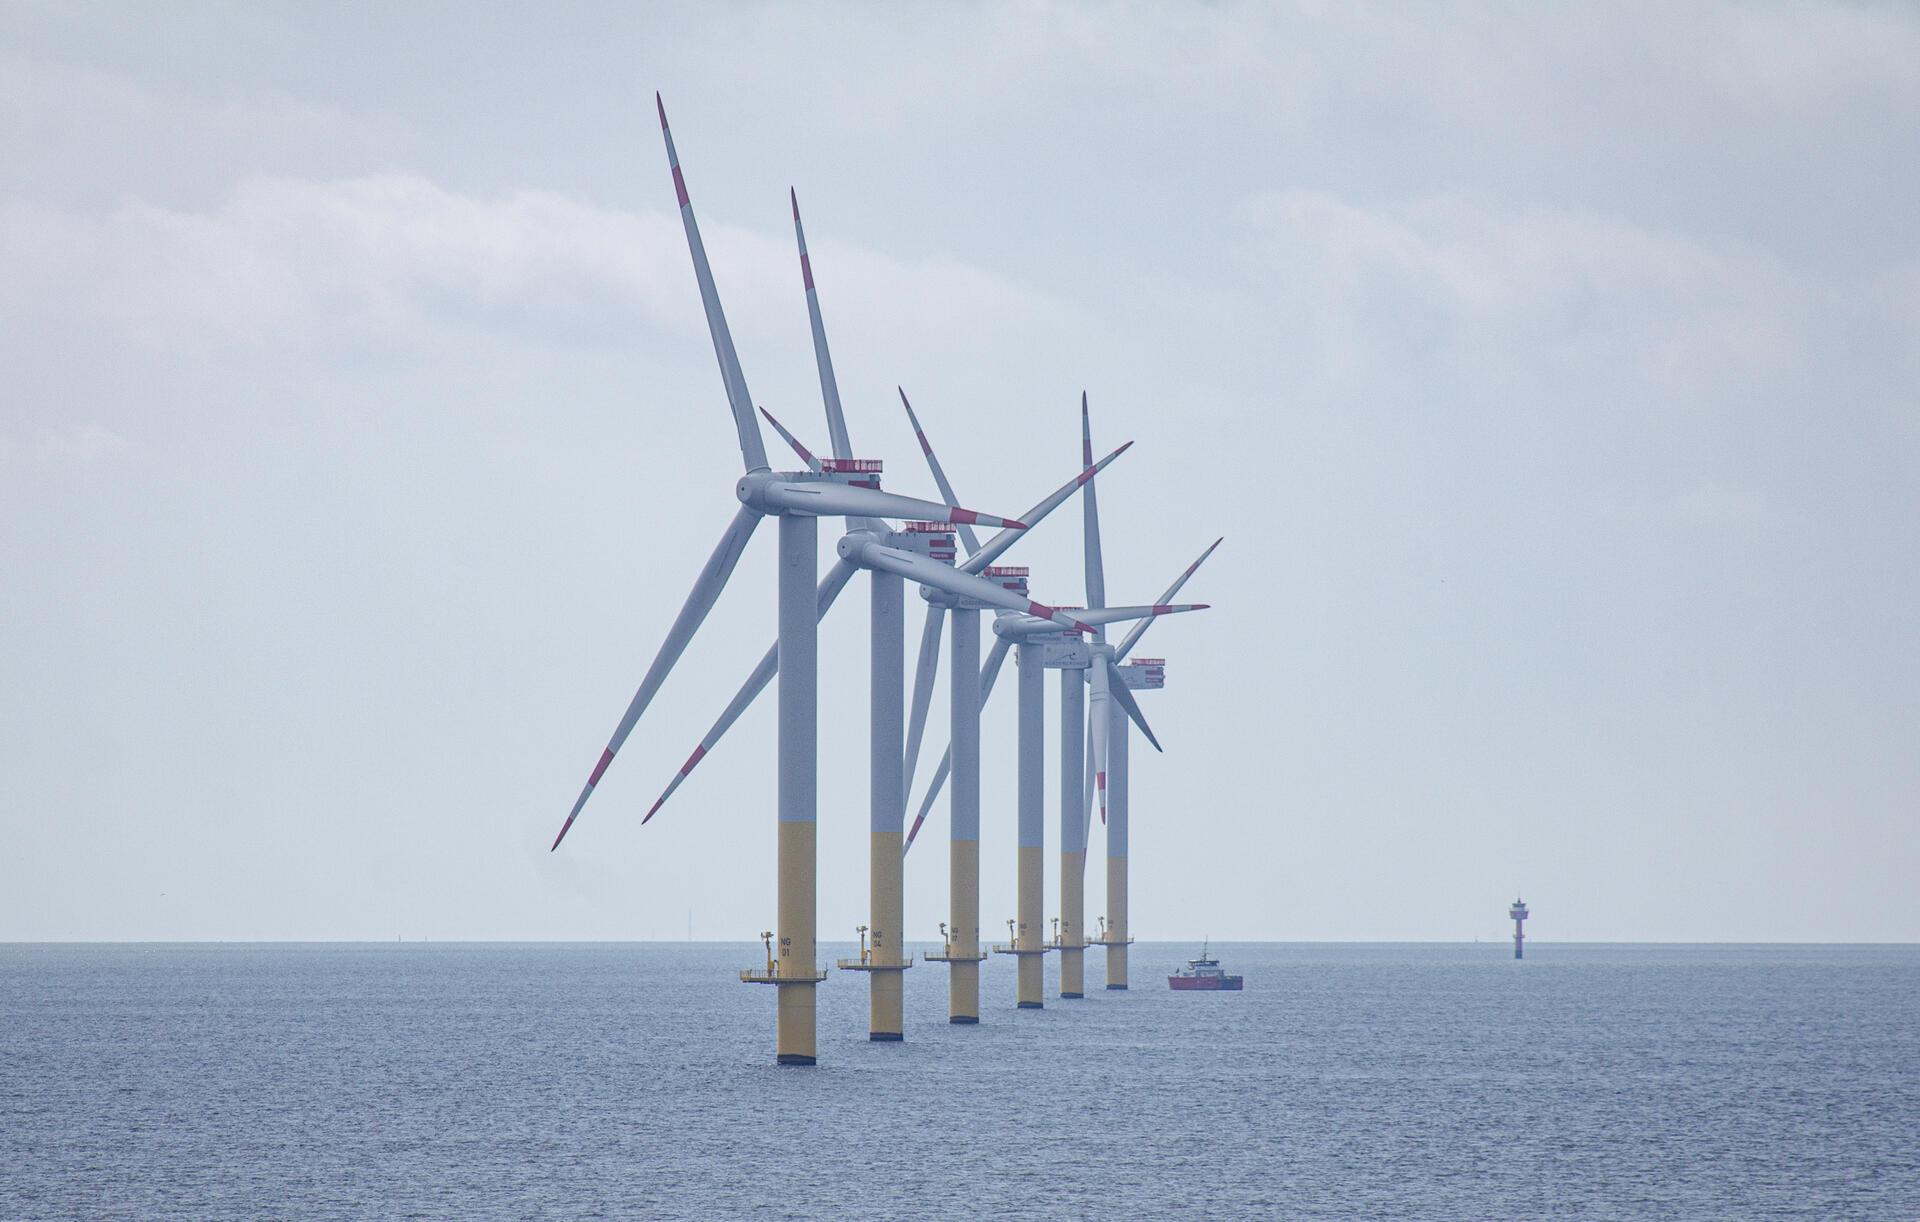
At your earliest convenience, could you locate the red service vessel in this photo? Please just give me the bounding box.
[1168,942,1243,991]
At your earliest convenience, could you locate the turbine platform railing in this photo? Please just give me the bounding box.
[834,924,915,973]
[740,931,830,984]
[1086,917,1135,948]
[991,917,1055,958]
[1048,918,1088,951]
[921,922,988,963]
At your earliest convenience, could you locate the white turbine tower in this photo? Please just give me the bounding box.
[549,99,1031,1067]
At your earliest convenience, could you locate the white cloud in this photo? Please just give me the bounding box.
[0,53,386,208]
[1244,188,1803,405]
[0,173,1087,366]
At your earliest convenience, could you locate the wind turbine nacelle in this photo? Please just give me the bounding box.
[959,565,1027,610]
[1117,658,1165,690]
[735,460,885,515]
[896,521,957,564]
[1039,636,1092,668]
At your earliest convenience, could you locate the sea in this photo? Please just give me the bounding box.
[3,942,1916,1220]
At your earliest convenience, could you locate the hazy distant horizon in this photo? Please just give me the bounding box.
[11,938,1919,949]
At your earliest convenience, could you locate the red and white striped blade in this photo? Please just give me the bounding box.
[1072,603,1210,627]
[657,94,768,474]
[551,505,761,850]
[791,190,855,464]
[758,406,822,473]
[896,388,982,558]
[964,440,1134,574]
[859,542,1094,634]
[643,557,858,825]
[1114,536,1224,660]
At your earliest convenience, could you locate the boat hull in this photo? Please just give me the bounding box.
[1168,975,1242,991]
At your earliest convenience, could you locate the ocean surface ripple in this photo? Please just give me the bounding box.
[4,942,1916,1219]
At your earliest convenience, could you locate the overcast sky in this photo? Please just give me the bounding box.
[4,2,1915,943]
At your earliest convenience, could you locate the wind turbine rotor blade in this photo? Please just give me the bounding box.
[640,557,859,824]
[896,388,982,558]
[964,440,1133,574]
[1106,658,1163,753]
[1081,725,1097,843]
[856,542,1093,634]
[757,406,822,473]
[550,505,760,850]
[1089,659,1111,825]
[792,190,854,463]
[1081,392,1107,630]
[766,481,1024,528]
[1114,536,1225,660]
[657,95,768,474]
[902,755,944,856]
[993,604,1201,638]
[902,636,1011,856]
[901,601,945,802]
[1071,603,1210,627]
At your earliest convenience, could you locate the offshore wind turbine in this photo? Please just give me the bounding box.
[895,402,1203,1011]
[642,411,1125,1039]
[883,393,1146,1025]
[549,99,1031,1066]
[631,201,1125,1040]
[1077,399,1223,989]
[986,601,1206,1008]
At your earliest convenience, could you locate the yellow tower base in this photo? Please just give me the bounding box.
[1057,848,1086,998]
[741,820,825,1063]
[930,837,985,1021]
[835,829,912,1039]
[992,845,1051,1007]
[1095,852,1131,991]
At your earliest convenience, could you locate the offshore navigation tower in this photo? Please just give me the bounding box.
[1509,897,1529,960]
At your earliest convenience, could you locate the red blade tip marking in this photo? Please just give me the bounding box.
[789,186,799,221]
[672,166,689,208]
[655,93,667,129]
[681,744,707,775]
[587,747,614,786]
[801,252,814,290]
[549,817,575,852]
[641,796,666,825]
